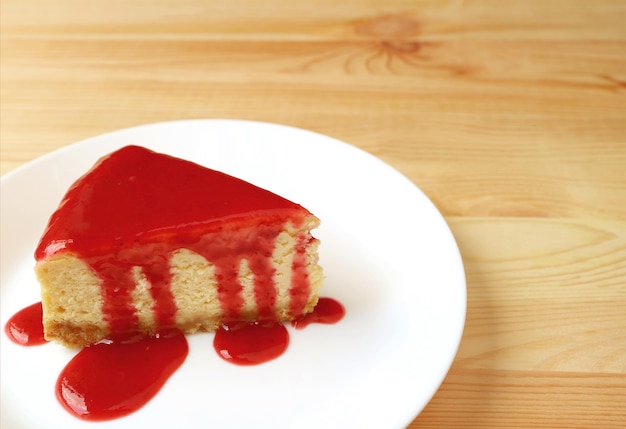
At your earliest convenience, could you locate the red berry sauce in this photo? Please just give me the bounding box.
[4,302,47,346]
[292,297,346,329]
[5,296,343,421]
[56,331,188,421]
[214,321,289,365]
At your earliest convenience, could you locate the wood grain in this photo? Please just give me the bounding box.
[417,368,626,428]
[2,0,625,427]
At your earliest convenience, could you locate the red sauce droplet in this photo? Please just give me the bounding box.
[214,322,289,365]
[4,302,47,346]
[292,297,345,329]
[56,332,188,421]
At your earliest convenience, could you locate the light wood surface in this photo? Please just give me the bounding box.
[2,1,625,427]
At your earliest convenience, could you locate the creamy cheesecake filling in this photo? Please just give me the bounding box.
[36,219,321,347]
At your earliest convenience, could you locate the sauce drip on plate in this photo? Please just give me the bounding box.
[4,302,46,346]
[292,297,346,329]
[5,297,344,421]
[57,332,188,421]
[214,321,289,365]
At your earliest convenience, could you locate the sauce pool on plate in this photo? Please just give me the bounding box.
[5,297,344,421]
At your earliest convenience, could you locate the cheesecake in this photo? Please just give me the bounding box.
[34,145,322,347]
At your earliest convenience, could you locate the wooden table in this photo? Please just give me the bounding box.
[2,1,625,427]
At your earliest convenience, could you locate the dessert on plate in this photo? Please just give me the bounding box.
[34,145,323,347]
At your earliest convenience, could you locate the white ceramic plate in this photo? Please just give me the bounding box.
[1,120,465,429]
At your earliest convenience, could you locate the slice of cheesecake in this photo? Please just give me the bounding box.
[34,145,322,348]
